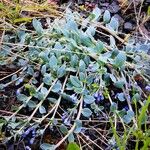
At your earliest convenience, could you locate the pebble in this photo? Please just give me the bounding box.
[100,2,109,7]
[113,14,124,25]
[124,22,134,31]
[108,2,120,13]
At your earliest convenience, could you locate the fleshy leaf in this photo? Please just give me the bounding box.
[82,108,92,117]
[39,106,46,114]
[70,76,82,88]
[92,7,101,21]
[40,143,55,150]
[52,82,62,93]
[17,94,28,102]
[103,10,111,23]
[49,55,57,69]
[114,51,126,68]
[43,73,52,85]
[84,95,95,104]
[79,60,86,72]
[32,18,43,34]
[117,93,125,102]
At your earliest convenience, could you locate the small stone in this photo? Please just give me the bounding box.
[78,0,85,5]
[108,2,120,13]
[113,14,124,25]
[100,2,109,7]
[145,85,150,91]
[124,22,134,31]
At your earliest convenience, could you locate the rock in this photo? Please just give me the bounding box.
[124,22,134,31]
[100,2,109,7]
[78,0,85,5]
[113,14,124,25]
[101,7,107,13]
[100,0,109,2]
[108,2,120,13]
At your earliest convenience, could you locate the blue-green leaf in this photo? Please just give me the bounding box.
[27,66,34,75]
[41,65,47,75]
[94,41,104,53]
[68,133,75,143]
[17,94,28,102]
[40,143,55,150]
[41,87,48,94]
[43,73,52,85]
[109,74,117,83]
[110,102,118,112]
[70,76,82,88]
[79,60,86,72]
[27,100,36,108]
[82,108,92,117]
[127,110,134,118]
[110,36,116,47]
[92,7,101,21]
[66,19,78,31]
[32,18,43,34]
[47,97,57,104]
[123,115,131,124]
[132,93,140,102]
[60,124,68,135]
[86,26,96,36]
[84,95,95,104]
[71,55,78,67]
[123,110,134,124]
[34,92,45,101]
[74,120,82,133]
[117,93,125,102]
[80,33,93,47]
[57,65,66,78]
[114,52,126,68]
[109,17,119,31]
[103,10,111,23]
[52,82,62,93]
[49,55,57,69]
[39,51,49,62]
[39,106,46,114]
[0,84,5,90]
[114,80,125,89]
[11,74,17,81]
[79,72,86,81]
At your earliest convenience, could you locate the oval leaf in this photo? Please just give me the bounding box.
[39,106,46,114]
[114,52,126,68]
[82,108,92,117]
[70,76,82,88]
[103,10,111,23]
[84,95,95,104]
[92,7,101,21]
[67,142,80,150]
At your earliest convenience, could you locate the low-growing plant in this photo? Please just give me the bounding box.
[0,5,150,150]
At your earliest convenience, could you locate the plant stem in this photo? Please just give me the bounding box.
[54,95,83,149]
